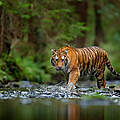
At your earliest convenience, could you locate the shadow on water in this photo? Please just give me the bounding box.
[0,98,120,120]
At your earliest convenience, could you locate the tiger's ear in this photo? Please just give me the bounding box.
[51,49,56,55]
[64,50,68,55]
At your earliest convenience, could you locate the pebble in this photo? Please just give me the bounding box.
[0,85,119,100]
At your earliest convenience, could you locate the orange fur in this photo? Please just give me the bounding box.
[51,46,119,89]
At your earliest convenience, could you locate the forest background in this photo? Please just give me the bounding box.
[0,0,120,84]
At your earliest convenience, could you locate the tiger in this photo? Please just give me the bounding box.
[50,46,120,90]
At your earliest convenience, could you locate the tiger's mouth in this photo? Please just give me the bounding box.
[56,67,63,71]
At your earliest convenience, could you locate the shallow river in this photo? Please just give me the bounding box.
[0,80,120,120]
[0,98,120,120]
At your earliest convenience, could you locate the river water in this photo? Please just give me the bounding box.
[0,98,120,120]
[0,80,119,120]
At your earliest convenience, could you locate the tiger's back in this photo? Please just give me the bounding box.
[76,47,107,76]
[51,46,120,89]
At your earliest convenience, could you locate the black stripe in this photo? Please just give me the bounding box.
[90,47,97,69]
[87,48,94,70]
[80,50,84,76]
[74,48,81,68]
[91,70,97,75]
[97,76,104,81]
[98,50,103,69]
[95,71,101,78]
[113,71,116,75]
[80,69,83,77]
[86,48,93,73]
[95,49,100,69]
[82,49,87,75]
[107,63,111,68]
[86,59,90,74]
[90,48,96,68]
[84,48,90,74]
[98,51,104,69]
[83,63,86,76]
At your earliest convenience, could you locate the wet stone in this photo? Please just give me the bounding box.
[0,93,3,98]
[0,84,119,99]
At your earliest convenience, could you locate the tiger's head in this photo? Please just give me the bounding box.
[50,48,70,72]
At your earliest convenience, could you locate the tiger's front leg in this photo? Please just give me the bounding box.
[68,68,80,90]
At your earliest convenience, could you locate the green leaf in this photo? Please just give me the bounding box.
[21,14,31,19]
[77,0,83,2]
[0,1,3,6]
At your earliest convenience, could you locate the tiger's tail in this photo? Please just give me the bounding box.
[106,58,120,77]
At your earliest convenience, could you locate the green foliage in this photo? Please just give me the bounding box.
[101,3,119,20]
[0,0,120,83]
[16,56,40,81]
[0,1,3,6]
[0,56,21,81]
[0,66,14,81]
[2,0,41,19]
[15,56,51,83]
[58,22,89,41]
[41,6,88,43]
[1,56,51,83]
[0,53,51,83]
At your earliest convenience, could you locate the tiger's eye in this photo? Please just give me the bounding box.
[62,56,64,62]
[55,56,58,61]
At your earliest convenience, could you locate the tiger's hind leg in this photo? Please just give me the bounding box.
[95,71,106,89]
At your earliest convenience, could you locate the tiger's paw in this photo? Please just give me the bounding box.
[67,82,76,91]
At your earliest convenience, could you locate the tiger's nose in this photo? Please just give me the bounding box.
[57,67,62,70]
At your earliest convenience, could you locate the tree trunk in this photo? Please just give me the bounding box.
[28,18,36,44]
[69,0,88,48]
[94,0,104,46]
[0,8,11,57]
[0,6,3,56]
